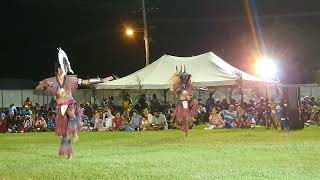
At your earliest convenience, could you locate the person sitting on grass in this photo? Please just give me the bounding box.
[237,114,251,129]
[205,108,225,129]
[22,107,32,116]
[122,108,131,124]
[221,105,236,128]
[103,108,114,131]
[34,114,48,132]
[245,108,256,129]
[23,115,33,132]
[264,104,279,129]
[309,105,320,126]
[91,111,101,131]
[112,112,125,131]
[124,110,142,131]
[141,111,152,131]
[47,115,56,131]
[150,110,167,130]
[234,105,248,128]
[93,113,106,132]
[0,113,7,133]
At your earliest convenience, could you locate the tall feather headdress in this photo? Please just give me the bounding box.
[57,47,74,76]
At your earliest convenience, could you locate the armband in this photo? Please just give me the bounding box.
[89,78,101,83]
[78,78,83,85]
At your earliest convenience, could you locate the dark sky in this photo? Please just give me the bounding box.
[1,0,320,83]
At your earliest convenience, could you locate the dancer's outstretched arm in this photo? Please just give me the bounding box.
[35,81,53,91]
[79,76,113,85]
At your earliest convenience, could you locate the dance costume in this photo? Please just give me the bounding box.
[38,48,82,159]
[170,66,198,136]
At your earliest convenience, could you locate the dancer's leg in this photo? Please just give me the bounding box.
[58,136,73,159]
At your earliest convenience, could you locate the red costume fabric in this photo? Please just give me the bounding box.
[170,67,198,135]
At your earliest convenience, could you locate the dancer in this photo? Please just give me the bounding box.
[170,66,198,136]
[36,48,113,159]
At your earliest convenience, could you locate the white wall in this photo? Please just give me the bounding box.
[1,85,319,107]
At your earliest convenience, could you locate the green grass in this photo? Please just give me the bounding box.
[0,126,319,180]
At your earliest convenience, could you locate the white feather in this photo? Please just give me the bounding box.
[57,47,74,75]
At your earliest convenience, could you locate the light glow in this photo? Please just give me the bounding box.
[255,57,277,80]
[126,28,134,36]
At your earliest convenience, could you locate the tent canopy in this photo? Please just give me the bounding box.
[96,52,276,89]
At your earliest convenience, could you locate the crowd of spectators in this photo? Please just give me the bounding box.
[0,93,319,134]
[202,94,320,130]
[0,97,57,133]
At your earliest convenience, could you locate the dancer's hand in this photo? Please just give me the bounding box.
[102,76,114,83]
[46,81,54,87]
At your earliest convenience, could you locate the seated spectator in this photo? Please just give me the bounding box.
[245,108,256,129]
[205,108,225,129]
[264,104,279,129]
[7,113,21,133]
[124,110,142,131]
[23,115,33,132]
[196,99,207,124]
[277,104,288,131]
[150,110,167,130]
[142,108,153,124]
[22,107,32,116]
[164,104,175,129]
[122,108,131,123]
[34,115,47,132]
[0,113,7,133]
[141,112,152,131]
[310,105,320,125]
[91,111,100,128]
[93,113,105,131]
[112,112,125,131]
[84,103,94,121]
[233,105,246,128]
[47,115,56,131]
[102,108,114,130]
[8,104,17,115]
[81,115,91,131]
[221,105,236,128]
[237,115,251,129]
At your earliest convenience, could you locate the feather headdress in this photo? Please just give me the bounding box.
[57,47,74,76]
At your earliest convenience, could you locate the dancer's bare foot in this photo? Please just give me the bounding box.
[73,136,79,143]
[67,154,72,160]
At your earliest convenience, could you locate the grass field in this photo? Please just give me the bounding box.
[0,126,319,180]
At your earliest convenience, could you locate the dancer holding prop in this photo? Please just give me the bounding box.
[36,48,113,159]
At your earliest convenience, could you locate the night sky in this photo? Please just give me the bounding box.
[1,0,320,83]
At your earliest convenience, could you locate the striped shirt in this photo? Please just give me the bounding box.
[221,110,235,122]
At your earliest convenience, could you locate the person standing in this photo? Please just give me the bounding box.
[36,48,113,159]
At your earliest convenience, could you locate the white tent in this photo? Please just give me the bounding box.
[96,52,276,90]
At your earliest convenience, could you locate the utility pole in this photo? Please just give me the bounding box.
[142,0,149,66]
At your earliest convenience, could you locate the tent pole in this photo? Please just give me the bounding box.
[164,89,167,104]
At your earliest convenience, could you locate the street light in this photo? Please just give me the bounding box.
[124,0,150,67]
[126,28,134,36]
[255,57,278,80]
